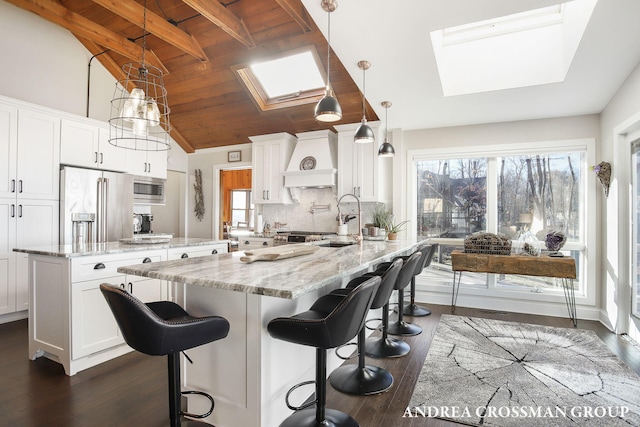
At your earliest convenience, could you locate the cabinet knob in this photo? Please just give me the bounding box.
[181,253,189,258]
[244,240,250,245]
[128,282,133,293]
[262,241,268,246]
[11,179,15,193]
[211,249,218,254]
[142,257,152,263]
[94,263,106,270]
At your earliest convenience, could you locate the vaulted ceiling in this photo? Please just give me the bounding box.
[5,0,374,153]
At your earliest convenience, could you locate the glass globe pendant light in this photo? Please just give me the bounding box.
[378,101,395,157]
[314,0,342,122]
[354,60,375,144]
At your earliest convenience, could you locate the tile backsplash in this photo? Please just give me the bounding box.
[260,188,384,234]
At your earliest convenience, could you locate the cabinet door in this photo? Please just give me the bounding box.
[0,103,17,198]
[127,276,166,303]
[16,199,58,248]
[146,148,167,179]
[16,109,60,200]
[60,118,99,169]
[15,252,28,311]
[266,142,284,202]
[355,142,378,201]
[71,278,126,359]
[0,199,16,315]
[125,147,148,176]
[337,134,356,197]
[98,127,127,172]
[252,143,268,202]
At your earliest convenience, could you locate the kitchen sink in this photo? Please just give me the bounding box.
[318,241,357,248]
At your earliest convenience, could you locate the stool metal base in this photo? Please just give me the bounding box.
[365,336,410,358]
[329,364,393,395]
[280,408,359,427]
[387,320,422,337]
[402,303,431,317]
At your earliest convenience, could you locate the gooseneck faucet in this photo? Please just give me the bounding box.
[337,193,363,244]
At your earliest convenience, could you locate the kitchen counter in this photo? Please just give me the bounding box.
[117,239,424,299]
[13,237,228,258]
[119,237,427,427]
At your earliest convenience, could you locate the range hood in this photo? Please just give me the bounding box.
[283,130,338,189]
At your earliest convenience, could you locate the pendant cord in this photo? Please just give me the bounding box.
[326,10,331,90]
[362,67,366,121]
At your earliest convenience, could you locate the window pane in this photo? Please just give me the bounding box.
[417,158,487,239]
[498,153,583,241]
[232,191,247,209]
[633,143,640,318]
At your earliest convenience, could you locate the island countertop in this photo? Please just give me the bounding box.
[117,238,427,299]
[13,238,229,258]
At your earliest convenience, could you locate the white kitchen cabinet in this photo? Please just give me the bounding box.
[335,122,391,203]
[124,250,167,302]
[125,137,168,179]
[167,243,228,260]
[0,199,16,315]
[238,237,273,251]
[250,133,296,204]
[60,119,125,172]
[0,101,60,201]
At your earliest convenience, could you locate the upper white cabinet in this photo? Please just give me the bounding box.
[124,137,167,179]
[60,119,125,172]
[250,132,296,204]
[335,122,391,203]
[0,105,60,201]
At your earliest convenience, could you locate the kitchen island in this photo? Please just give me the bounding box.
[117,238,426,427]
[14,238,229,376]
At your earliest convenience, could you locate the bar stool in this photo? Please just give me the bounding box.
[385,250,424,336]
[365,252,422,358]
[100,284,230,427]
[328,259,402,395]
[267,276,381,427]
[403,244,438,317]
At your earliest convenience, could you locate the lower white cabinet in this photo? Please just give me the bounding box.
[28,243,227,376]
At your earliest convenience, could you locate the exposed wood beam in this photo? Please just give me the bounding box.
[76,36,137,92]
[167,125,195,153]
[274,0,313,32]
[181,0,255,48]
[89,0,209,63]
[4,0,168,74]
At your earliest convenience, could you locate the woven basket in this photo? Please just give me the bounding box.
[464,232,512,255]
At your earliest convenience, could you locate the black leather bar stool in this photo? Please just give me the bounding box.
[100,284,230,427]
[328,259,402,395]
[403,243,438,317]
[267,276,381,427]
[365,251,422,358]
[384,251,424,336]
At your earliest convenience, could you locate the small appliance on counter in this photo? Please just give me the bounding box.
[133,213,153,234]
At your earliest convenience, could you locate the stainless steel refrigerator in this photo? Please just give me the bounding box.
[60,166,134,245]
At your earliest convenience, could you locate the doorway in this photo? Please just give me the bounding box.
[220,168,252,239]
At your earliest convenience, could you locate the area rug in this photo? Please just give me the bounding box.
[407,315,640,426]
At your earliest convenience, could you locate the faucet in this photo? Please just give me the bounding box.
[337,193,363,244]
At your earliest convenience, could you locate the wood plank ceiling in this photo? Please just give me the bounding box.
[6,0,376,152]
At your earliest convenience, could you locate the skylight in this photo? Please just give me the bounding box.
[250,51,325,98]
[430,0,598,96]
[235,48,327,111]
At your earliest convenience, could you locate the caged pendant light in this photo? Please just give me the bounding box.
[353,60,374,143]
[109,0,171,151]
[314,0,342,122]
[378,101,395,157]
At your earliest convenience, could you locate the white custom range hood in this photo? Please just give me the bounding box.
[283,130,337,189]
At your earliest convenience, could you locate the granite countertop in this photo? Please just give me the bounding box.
[13,238,229,258]
[117,238,427,299]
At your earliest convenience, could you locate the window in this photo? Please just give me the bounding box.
[412,139,592,300]
[632,141,640,319]
[234,47,327,111]
[231,190,254,229]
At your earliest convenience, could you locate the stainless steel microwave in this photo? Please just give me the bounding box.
[133,176,166,205]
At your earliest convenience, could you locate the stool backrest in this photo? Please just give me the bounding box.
[314,276,380,348]
[371,258,402,309]
[414,244,436,276]
[395,251,422,290]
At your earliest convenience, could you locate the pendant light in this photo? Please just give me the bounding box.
[109,0,171,151]
[314,0,342,122]
[354,60,375,144]
[378,101,395,157]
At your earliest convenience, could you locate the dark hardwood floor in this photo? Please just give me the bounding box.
[1,305,639,426]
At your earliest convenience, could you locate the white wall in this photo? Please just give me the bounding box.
[0,1,188,171]
[599,61,640,337]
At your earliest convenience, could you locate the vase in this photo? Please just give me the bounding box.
[387,232,398,240]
